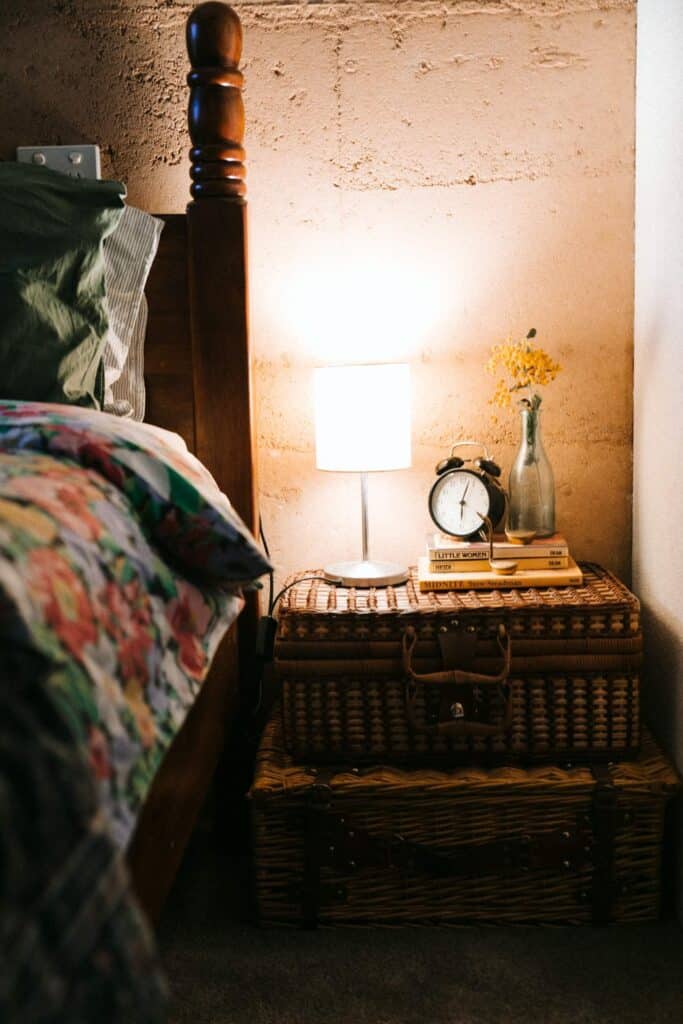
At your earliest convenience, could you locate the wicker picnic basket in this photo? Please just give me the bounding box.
[276,564,642,766]
[251,715,679,927]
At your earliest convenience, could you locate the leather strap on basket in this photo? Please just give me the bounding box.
[301,767,337,929]
[297,806,594,923]
[590,763,619,926]
[402,624,512,737]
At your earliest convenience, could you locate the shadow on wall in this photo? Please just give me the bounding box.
[0,1,189,207]
[0,63,79,161]
[640,600,683,760]
[639,599,683,922]
[633,278,682,765]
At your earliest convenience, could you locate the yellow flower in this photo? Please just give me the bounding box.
[486,330,561,410]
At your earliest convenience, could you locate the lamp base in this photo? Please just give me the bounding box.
[323,558,409,588]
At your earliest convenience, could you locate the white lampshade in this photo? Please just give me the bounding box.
[314,363,411,473]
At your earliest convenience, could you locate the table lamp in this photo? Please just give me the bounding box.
[314,363,411,587]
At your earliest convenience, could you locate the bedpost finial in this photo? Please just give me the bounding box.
[186,2,246,201]
[187,2,242,69]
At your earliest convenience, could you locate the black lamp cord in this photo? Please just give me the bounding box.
[253,516,326,714]
[258,516,274,613]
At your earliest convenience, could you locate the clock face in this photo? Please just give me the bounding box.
[429,470,490,538]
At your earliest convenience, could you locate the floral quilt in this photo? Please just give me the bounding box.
[0,401,270,1020]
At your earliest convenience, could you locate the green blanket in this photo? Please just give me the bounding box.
[0,162,126,408]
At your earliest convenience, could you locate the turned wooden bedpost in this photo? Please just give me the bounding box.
[128,4,259,926]
[186,3,260,687]
[187,1,246,200]
[186,2,257,537]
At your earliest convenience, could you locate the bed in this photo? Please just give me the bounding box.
[0,2,260,1016]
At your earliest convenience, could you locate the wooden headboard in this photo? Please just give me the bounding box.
[144,217,195,445]
[127,2,260,923]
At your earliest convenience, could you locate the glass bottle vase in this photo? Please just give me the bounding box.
[507,407,555,537]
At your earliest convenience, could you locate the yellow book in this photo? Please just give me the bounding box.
[427,531,569,561]
[428,556,569,573]
[417,556,583,592]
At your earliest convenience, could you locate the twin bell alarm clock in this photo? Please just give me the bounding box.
[428,440,506,540]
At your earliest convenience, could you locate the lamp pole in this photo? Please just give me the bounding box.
[360,472,369,563]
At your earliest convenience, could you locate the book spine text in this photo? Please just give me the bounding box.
[428,546,568,561]
[428,556,569,573]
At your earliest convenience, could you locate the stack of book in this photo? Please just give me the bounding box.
[418,532,582,592]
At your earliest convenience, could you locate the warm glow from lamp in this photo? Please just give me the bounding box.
[314,363,411,587]
[314,363,411,472]
[272,238,447,364]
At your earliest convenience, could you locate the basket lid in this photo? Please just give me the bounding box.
[278,563,639,620]
[250,716,680,802]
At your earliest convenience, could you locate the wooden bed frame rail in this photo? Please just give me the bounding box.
[128,2,260,923]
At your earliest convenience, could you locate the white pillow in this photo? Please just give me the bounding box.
[103,205,164,420]
[109,294,148,420]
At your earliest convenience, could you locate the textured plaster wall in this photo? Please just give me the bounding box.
[633,0,683,918]
[0,1,636,585]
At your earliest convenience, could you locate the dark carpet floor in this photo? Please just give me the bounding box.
[158,832,683,1024]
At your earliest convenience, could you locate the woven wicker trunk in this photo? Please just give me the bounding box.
[277,564,642,766]
[251,716,679,927]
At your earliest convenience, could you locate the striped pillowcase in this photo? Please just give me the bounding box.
[102,205,164,420]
